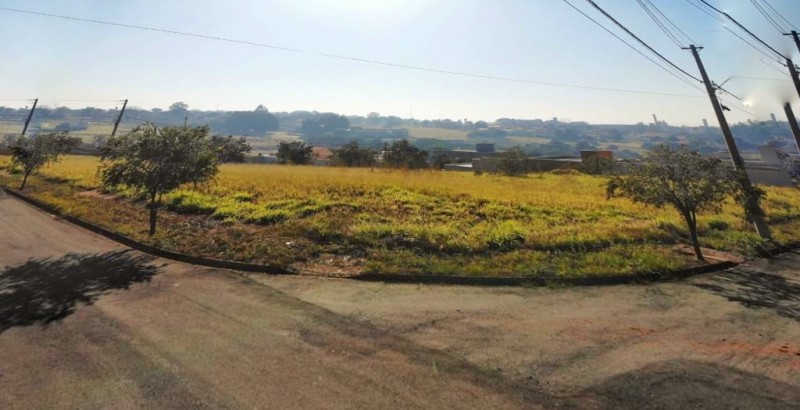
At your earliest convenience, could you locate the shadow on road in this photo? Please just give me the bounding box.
[580,360,800,409]
[0,250,158,333]
[694,268,800,322]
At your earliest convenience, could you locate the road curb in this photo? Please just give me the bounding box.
[3,187,295,275]
[3,186,752,287]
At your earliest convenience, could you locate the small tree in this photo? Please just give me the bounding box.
[331,141,377,167]
[607,145,741,261]
[497,147,528,176]
[10,132,81,190]
[99,123,218,235]
[383,140,428,169]
[276,141,313,165]
[209,135,252,163]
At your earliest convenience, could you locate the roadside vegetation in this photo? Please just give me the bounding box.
[1,154,799,277]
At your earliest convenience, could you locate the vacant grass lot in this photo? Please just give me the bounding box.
[2,155,799,277]
[407,127,470,141]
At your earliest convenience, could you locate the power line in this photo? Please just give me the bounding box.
[751,0,787,34]
[685,0,724,22]
[582,0,703,83]
[0,6,701,99]
[725,24,785,64]
[760,58,791,76]
[643,0,697,46]
[636,0,684,48]
[568,0,755,117]
[561,0,705,95]
[761,0,797,32]
[730,75,788,82]
[696,0,788,60]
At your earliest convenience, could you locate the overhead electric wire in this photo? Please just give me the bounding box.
[0,6,701,99]
[725,24,786,64]
[567,0,755,117]
[760,58,791,75]
[696,0,788,60]
[761,0,797,32]
[643,0,698,46]
[730,75,788,82]
[561,0,706,95]
[582,0,703,84]
[685,0,724,22]
[636,0,684,48]
[751,0,787,34]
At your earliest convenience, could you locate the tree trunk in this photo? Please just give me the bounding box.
[19,171,30,190]
[685,211,705,262]
[148,192,158,236]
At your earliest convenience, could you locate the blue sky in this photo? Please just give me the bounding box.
[1,0,798,125]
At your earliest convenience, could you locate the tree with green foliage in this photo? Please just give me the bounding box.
[99,123,219,235]
[331,141,377,167]
[607,145,745,261]
[209,135,252,163]
[276,141,313,165]
[383,140,428,169]
[497,147,528,176]
[10,132,81,190]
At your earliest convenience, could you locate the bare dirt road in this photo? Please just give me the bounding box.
[2,190,800,409]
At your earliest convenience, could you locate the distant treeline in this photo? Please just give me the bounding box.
[1,103,796,157]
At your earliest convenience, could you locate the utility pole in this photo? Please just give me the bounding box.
[685,45,771,240]
[111,99,128,137]
[785,31,800,99]
[184,116,188,128]
[781,32,800,154]
[20,98,38,137]
[785,103,800,152]
[786,30,800,54]
[786,58,800,101]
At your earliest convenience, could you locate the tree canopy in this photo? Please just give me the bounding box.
[99,123,219,235]
[330,141,377,167]
[607,145,744,261]
[383,140,428,169]
[276,141,313,165]
[10,132,81,189]
[209,135,252,163]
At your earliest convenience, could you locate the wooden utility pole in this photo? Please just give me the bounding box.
[184,116,188,128]
[786,58,800,101]
[685,45,771,240]
[111,99,128,137]
[784,103,800,152]
[786,30,800,53]
[778,31,800,152]
[785,31,800,99]
[20,98,38,137]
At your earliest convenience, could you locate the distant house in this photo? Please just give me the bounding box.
[245,154,280,164]
[434,143,499,164]
[312,146,333,166]
[706,145,794,187]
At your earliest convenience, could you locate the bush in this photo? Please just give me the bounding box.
[707,219,730,231]
[497,147,528,176]
[165,191,216,214]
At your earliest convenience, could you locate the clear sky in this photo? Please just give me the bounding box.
[1,0,799,125]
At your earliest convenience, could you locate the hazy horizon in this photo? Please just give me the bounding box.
[2,0,799,127]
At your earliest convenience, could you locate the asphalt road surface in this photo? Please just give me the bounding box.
[2,190,800,409]
[0,192,538,409]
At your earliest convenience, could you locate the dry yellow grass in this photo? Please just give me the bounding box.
[2,155,798,276]
[407,127,470,141]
